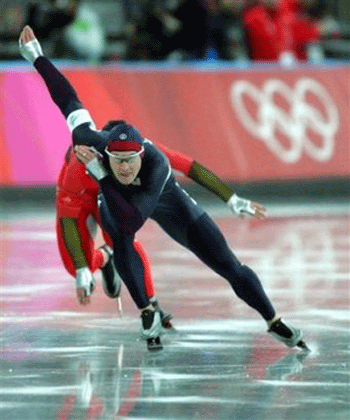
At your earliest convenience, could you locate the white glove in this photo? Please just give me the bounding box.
[76,267,95,296]
[86,157,108,181]
[19,38,43,63]
[227,194,255,216]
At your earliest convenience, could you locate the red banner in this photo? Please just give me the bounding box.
[1,65,349,185]
[73,66,350,182]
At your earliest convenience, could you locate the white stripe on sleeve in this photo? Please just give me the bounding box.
[66,109,96,132]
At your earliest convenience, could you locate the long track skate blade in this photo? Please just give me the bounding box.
[297,340,311,351]
[116,297,123,316]
[147,337,163,351]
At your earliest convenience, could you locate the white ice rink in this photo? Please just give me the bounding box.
[0,197,349,420]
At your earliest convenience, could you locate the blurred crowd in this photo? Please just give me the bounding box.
[122,0,341,63]
[0,0,348,64]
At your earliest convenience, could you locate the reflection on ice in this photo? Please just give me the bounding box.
[0,206,349,419]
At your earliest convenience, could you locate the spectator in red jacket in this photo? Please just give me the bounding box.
[241,0,324,63]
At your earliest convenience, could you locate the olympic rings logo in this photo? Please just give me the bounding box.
[230,78,339,163]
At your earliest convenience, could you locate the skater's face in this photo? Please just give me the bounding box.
[108,151,142,185]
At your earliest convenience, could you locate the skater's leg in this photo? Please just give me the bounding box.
[187,213,276,321]
[100,203,163,348]
[102,223,172,326]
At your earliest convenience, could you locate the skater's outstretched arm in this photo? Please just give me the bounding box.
[188,161,267,219]
[156,142,267,219]
[19,25,108,151]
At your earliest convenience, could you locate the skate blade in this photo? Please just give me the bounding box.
[297,340,311,352]
[116,297,123,316]
[147,337,163,351]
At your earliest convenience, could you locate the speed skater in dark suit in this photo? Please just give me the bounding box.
[57,141,192,327]
[57,132,229,327]
[19,25,309,352]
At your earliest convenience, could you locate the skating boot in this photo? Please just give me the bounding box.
[268,318,310,350]
[141,309,163,351]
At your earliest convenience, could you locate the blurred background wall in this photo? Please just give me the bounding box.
[0,0,349,200]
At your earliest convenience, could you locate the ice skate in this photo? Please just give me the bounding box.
[141,309,163,351]
[100,245,122,298]
[146,337,163,351]
[151,300,173,329]
[268,318,310,350]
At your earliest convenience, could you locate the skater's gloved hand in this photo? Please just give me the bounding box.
[227,194,267,219]
[75,145,108,181]
[76,267,95,305]
[19,26,43,63]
